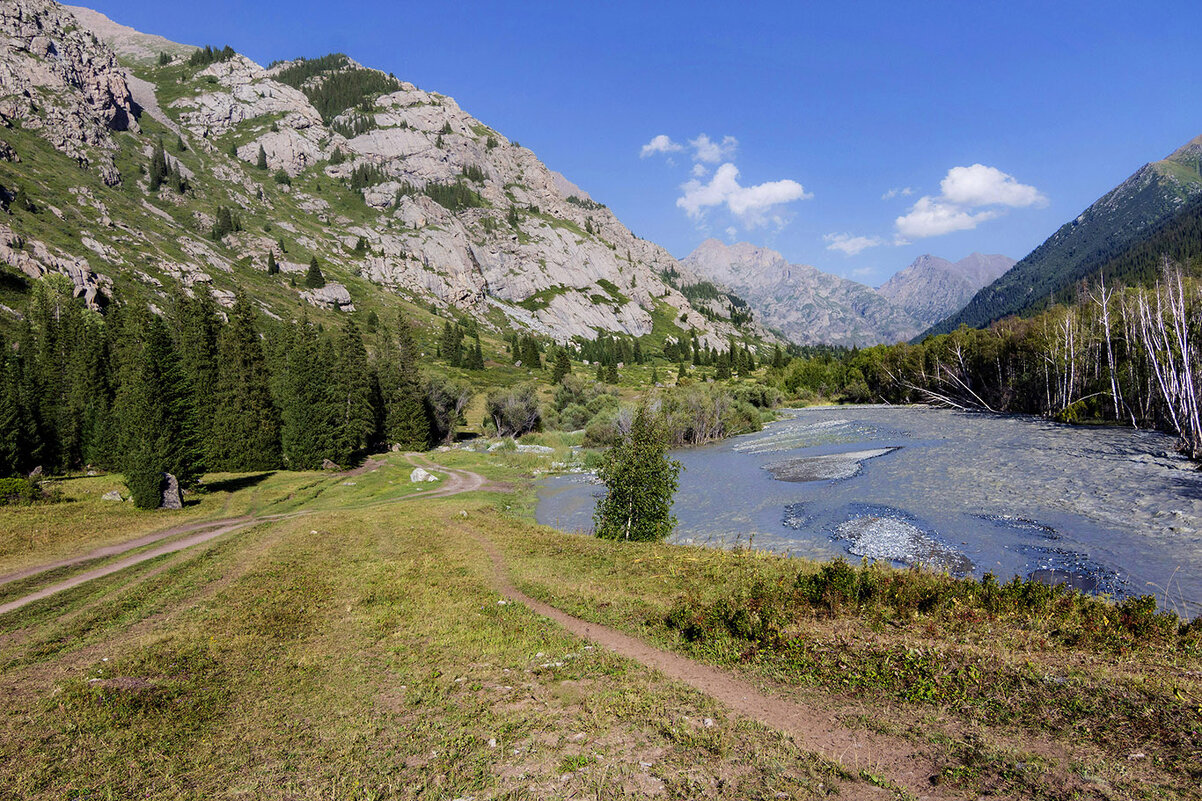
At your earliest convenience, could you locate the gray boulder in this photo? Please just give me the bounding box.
[101,489,123,501]
[159,472,182,509]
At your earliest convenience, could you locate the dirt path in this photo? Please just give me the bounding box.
[0,457,960,797]
[0,456,487,616]
[0,516,278,617]
[0,517,253,586]
[470,531,958,800]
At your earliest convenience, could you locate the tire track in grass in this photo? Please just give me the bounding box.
[0,455,484,616]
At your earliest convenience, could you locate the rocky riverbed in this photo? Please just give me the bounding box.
[537,406,1202,616]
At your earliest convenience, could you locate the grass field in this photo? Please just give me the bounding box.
[1,448,1198,800]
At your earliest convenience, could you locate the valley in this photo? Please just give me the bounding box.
[1,2,1201,799]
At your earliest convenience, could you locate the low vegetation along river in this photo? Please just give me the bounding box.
[538,406,1202,618]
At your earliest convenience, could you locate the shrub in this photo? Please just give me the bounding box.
[484,384,541,437]
[0,477,38,505]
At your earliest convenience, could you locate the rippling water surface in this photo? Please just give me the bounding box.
[536,406,1202,616]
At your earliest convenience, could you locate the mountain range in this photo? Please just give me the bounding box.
[682,240,1011,347]
[5,1,1188,354]
[0,1,1024,353]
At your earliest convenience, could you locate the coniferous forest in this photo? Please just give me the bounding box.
[0,277,447,506]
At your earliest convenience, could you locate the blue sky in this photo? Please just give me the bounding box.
[87,0,1202,286]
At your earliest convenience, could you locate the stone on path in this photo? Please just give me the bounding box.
[410,467,438,483]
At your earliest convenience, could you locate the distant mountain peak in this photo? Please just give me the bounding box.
[878,253,1013,327]
[682,241,922,347]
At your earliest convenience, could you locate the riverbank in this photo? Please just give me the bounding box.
[2,448,1199,799]
[538,405,1202,618]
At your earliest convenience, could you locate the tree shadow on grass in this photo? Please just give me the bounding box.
[202,472,276,494]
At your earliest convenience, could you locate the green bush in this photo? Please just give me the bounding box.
[484,384,541,437]
[0,476,37,505]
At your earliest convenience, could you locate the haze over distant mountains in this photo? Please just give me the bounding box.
[682,240,1010,347]
[878,253,1014,328]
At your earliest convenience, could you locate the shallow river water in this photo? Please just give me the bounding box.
[537,406,1202,617]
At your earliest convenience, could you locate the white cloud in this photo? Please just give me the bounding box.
[640,134,683,158]
[691,163,709,178]
[939,164,1047,208]
[881,186,914,200]
[895,196,999,239]
[894,164,1045,239]
[725,226,739,240]
[689,134,738,164]
[824,232,884,256]
[677,163,812,228]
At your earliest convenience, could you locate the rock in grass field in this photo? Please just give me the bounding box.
[409,467,438,483]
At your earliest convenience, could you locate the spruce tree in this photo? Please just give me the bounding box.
[467,339,485,370]
[266,250,279,274]
[606,360,619,384]
[385,312,430,450]
[594,405,681,541]
[256,144,268,170]
[148,139,169,191]
[173,288,221,463]
[551,348,572,384]
[716,351,732,380]
[329,319,374,463]
[209,297,281,470]
[114,312,204,508]
[0,341,29,476]
[67,312,116,468]
[278,318,333,469]
[305,256,326,288]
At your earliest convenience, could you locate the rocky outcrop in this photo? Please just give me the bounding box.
[0,223,109,308]
[301,281,355,311]
[0,0,138,184]
[878,253,1013,327]
[683,239,923,347]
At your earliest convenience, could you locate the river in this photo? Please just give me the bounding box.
[536,406,1202,618]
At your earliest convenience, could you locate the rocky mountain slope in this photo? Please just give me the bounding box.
[877,253,1013,327]
[0,1,749,347]
[927,132,1202,336]
[681,239,928,347]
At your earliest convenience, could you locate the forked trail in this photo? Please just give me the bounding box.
[4,455,967,798]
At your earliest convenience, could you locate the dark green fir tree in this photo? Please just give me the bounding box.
[305,256,326,288]
[385,312,430,451]
[209,297,281,470]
